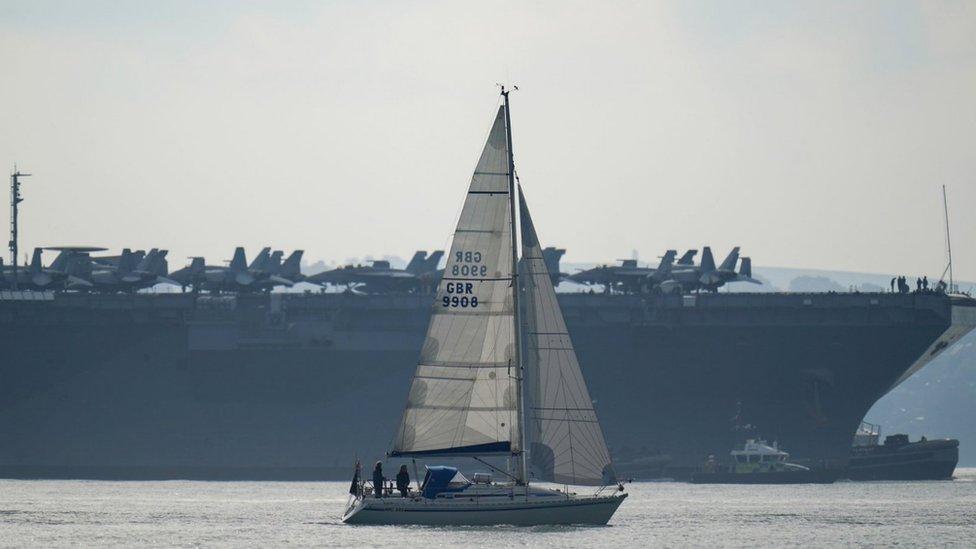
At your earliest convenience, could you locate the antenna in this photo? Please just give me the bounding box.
[942,185,953,293]
[9,166,32,291]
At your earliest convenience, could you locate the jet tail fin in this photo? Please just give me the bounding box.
[30,248,43,273]
[268,251,284,274]
[189,257,205,275]
[281,250,304,278]
[700,246,716,273]
[117,248,136,274]
[150,249,169,275]
[405,251,427,274]
[739,256,752,278]
[542,247,566,279]
[677,249,698,266]
[135,248,159,273]
[423,251,444,273]
[230,247,247,272]
[48,250,69,272]
[719,246,740,272]
[249,247,271,271]
[656,250,677,278]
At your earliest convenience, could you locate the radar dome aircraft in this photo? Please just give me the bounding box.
[0,247,95,290]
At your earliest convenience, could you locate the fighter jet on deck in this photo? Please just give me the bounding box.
[676,249,698,266]
[568,246,760,294]
[415,251,446,292]
[169,257,207,291]
[308,250,445,294]
[308,260,416,293]
[275,250,305,285]
[199,247,258,292]
[541,247,567,284]
[566,252,669,293]
[0,247,94,290]
[252,249,304,291]
[87,248,178,292]
[195,247,301,293]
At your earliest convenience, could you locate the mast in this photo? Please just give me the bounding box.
[9,167,31,291]
[943,185,953,293]
[501,86,528,485]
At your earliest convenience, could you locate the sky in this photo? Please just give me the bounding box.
[1,0,974,280]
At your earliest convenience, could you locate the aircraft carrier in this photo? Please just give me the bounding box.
[1,287,973,480]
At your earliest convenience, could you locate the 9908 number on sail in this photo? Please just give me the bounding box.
[443,282,479,308]
[451,251,488,277]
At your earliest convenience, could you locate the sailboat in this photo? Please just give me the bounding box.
[341,88,627,526]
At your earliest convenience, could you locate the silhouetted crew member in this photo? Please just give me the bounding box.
[916,277,922,292]
[396,464,411,498]
[372,461,385,498]
[923,276,929,291]
[890,277,896,292]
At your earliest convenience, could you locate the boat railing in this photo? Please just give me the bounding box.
[367,481,416,499]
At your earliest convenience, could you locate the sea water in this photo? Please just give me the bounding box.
[1,470,974,547]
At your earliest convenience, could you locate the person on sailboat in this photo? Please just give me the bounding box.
[395,465,410,498]
[372,461,385,498]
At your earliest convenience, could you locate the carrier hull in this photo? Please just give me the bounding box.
[0,292,972,480]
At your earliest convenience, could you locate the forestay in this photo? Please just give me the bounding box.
[391,105,520,456]
[519,187,616,486]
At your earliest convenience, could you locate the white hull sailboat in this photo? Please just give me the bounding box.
[342,482,624,526]
[342,88,627,526]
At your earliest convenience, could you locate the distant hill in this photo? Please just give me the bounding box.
[788,275,846,293]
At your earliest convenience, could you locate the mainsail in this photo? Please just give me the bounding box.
[391,105,520,456]
[519,187,616,486]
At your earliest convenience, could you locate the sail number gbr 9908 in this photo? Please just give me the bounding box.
[443,251,485,308]
[443,282,478,308]
[450,251,487,277]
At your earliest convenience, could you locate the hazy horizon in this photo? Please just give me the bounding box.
[2,1,974,280]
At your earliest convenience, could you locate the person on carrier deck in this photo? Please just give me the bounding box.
[372,461,385,498]
[396,465,411,498]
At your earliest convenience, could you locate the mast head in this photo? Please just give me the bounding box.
[497,84,518,97]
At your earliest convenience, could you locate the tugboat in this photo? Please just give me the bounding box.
[847,422,959,481]
[690,439,838,484]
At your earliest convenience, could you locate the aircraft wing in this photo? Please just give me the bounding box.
[267,275,295,287]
